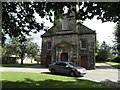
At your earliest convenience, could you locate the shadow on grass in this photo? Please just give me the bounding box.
[2,78,112,89]
[100,79,120,88]
[95,66,117,69]
[42,72,120,89]
[41,72,83,78]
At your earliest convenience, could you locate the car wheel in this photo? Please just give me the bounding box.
[51,69,55,74]
[69,71,76,77]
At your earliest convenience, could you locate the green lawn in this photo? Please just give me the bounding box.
[106,62,120,69]
[1,72,112,88]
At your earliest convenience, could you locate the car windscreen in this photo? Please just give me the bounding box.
[68,62,78,67]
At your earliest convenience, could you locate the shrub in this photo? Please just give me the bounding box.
[106,58,113,62]
[2,57,18,64]
[95,55,106,62]
[112,56,120,63]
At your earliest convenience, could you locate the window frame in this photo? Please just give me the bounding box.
[47,41,52,50]
[80,39,87,50]
[55,62,67,67]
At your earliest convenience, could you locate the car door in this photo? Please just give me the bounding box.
[53,62,62,73]
[58,62,70,74]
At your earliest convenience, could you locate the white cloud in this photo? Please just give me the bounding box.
[29,31,45,49]
[83,17,116,45]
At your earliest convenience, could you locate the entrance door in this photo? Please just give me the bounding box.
[81,56,89,69]
[61,53,68,61]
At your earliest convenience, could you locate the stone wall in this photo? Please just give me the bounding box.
[79,34,96,69]
[41,33,96,69]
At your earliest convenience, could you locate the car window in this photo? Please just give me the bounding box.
[60,63,67,66]
[55,62,67,66]
[55,62,60,65]
[69,62,78,67]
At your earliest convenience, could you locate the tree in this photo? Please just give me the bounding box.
[26,40,40,63]
[114,22,120,56]
[1,42,20,64]
[2,43,13,58]
[2,2,120,44]
[97,41,112,62]
[3,36,40,64]
[95,40,100,56]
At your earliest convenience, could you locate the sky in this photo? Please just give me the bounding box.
[83,16,117,45]
[30,15,117,49]
[29,12,53,49]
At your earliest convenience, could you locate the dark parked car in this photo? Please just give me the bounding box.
[49,61,86,77]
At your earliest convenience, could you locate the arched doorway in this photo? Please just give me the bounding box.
[61,53,68,61]
[55,41,73,62]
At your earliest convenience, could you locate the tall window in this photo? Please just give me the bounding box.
[62,15,68,30]
[80,40,87,49]
[47,42,51,50]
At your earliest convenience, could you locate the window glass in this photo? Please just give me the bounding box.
[80,40,87,49]
[55,62,59,65]
[55,62,67,66]
[47,42,51,49]
[69,62,77,67]
[62,16,68,30]
[60,63,67,66]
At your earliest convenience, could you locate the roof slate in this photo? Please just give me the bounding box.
[41,23,96,37]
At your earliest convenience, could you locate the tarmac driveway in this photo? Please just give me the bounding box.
[80,63,120,88]
[0,65,49,73]
[0,63,120,88]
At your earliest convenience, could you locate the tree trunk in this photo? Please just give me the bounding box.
[20,53,24,65]
[21,58,23,65]
[31,59,33,63]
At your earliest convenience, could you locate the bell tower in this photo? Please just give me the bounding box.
[62,14,68,30]
[62,5,76,31]
[68,6,76,31]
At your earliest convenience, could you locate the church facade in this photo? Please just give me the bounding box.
[41,12,96,69]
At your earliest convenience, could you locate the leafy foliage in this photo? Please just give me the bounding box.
[95,40,100,55]
[114,23,120,55]
[113,56,120,63]
[2,37,40,64]
[1,43,19,64]
[2,43,13,57]
[2,2,120,44]
[96,41,112,62]
[106,62,120,68]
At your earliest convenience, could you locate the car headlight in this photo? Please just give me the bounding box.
[77,69,86,73]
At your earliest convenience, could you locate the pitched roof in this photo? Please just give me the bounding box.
[41,23,96,37]
[79,23,96,34]
[41,30,52,37]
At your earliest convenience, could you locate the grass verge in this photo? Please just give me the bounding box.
[1,72,113,88]
[105,62,120,69]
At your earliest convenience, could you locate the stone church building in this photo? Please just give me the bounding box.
[41,11,96,69]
